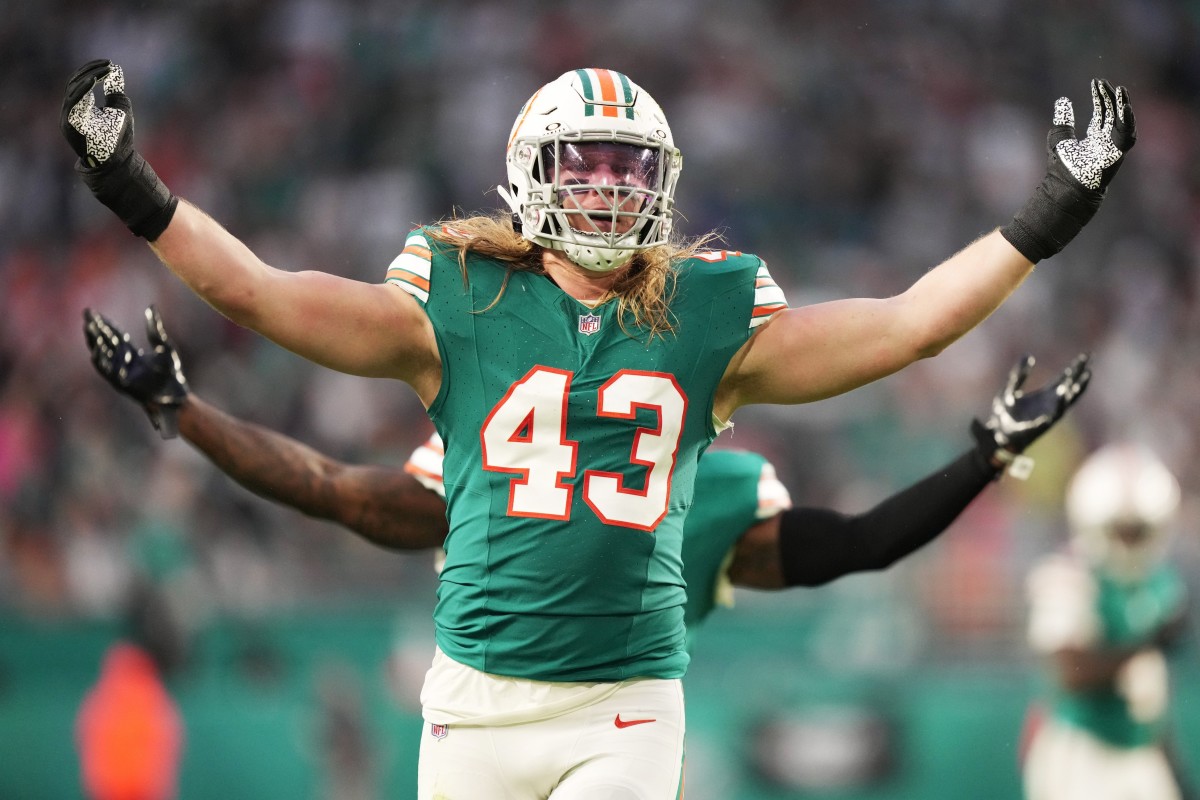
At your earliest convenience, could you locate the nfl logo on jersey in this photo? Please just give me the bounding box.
[578,313,602,336]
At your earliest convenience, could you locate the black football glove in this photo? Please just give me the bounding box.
[83,305,189,439]
[62,59,178,240]
[1001,79,1136,263]
[971,353,1091,478]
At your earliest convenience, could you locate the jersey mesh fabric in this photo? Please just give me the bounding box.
[406,439,791,656]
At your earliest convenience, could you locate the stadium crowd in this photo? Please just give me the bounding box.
[3,0,1200,660]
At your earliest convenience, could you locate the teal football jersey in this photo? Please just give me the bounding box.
[386,229,787,681]
[679,449,790,653]
[404,440,792,657]
[1031,556,1187,747]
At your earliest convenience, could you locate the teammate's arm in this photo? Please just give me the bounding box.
[83,307,448,551]
[717,81,1133,415]
[728,354,1090,589]
[62,61,440,401]
[1048,600,1186,692]
[179,395,448,549]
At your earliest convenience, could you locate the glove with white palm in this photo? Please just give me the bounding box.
[1002,79,1136,263]
[971,353,1091,478]
[83,306,189,439]
[61,60,178,240]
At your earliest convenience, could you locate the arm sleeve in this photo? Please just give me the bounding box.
[779,447,998,587]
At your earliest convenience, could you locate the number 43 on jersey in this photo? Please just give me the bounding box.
[481,366,688,531]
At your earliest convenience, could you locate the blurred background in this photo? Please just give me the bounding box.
[4,0,1200,797]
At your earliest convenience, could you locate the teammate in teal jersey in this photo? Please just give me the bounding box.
[1023,443,1191,800]
[65,60,1130,798]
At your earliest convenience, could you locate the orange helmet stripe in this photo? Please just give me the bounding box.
[594,69,620,117]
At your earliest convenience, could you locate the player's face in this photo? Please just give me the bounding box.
[548,142,661,235]
[1111,521,1152,547]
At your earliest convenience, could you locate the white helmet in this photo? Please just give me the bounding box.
[498,68,683,273]
[1066,442,1181,582]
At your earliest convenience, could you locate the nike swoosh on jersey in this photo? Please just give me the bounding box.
[614,714,656,729]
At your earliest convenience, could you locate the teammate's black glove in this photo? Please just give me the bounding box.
[1001,79,1136,263]
[83,305,189,439]
[62,60,178,240]
[971,353,1091,478]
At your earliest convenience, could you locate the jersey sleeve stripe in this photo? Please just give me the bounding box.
[752,302,787,317]
[386,267,431,292]
[755,462,793,519]
[405,434,446,498]
[749,261,789,329]
[384,233,434,305]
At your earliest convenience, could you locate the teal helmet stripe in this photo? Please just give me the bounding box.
[616,72,635,119]
[575,68,596,116]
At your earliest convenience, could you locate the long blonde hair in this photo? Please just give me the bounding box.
[425,211,721,341]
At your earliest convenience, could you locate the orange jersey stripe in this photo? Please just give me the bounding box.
[387,269,431,292]
[402,244,431,260]
[404,462,443,483]
[752,303,787,317]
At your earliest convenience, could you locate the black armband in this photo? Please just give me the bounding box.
[78,150,178,241]
[778,448,997,587]
[1000,170,1103,264]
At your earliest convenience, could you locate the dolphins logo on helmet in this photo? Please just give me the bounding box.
[498,68,683,273]
[1066,442,1180,583]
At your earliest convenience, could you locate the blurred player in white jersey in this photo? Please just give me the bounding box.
[1023,443,1191,800]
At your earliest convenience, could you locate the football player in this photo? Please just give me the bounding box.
[65,61,1130,798]
[1023,443,1190,800]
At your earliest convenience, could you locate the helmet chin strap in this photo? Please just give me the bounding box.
[563,241,634,273]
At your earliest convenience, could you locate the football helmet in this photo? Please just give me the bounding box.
[498,68,682,273]
[1066,442,1180,582]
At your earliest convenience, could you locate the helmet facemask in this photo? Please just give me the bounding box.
[500,69,682,273]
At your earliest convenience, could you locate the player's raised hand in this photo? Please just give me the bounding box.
[61,60,178,240]
[83,306,190,439]
[62,59,132,168]
[1001,79,1136,264]
[971,353,1091,473]
[1052,79,1136,191]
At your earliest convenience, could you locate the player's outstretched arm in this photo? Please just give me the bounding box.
[83,307,448,551]
[719,81,1133,413]
[727,353,1091,589]
[63,61,438,397]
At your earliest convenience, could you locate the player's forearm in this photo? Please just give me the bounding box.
[149,201,277,327]
[1054,646,1144,691]
[178,395,354,521]
[897,230,1034,358]
[719,233,1035,410]
[150,203,433,384]
[777,447,996,587]
[177,396,447,549]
